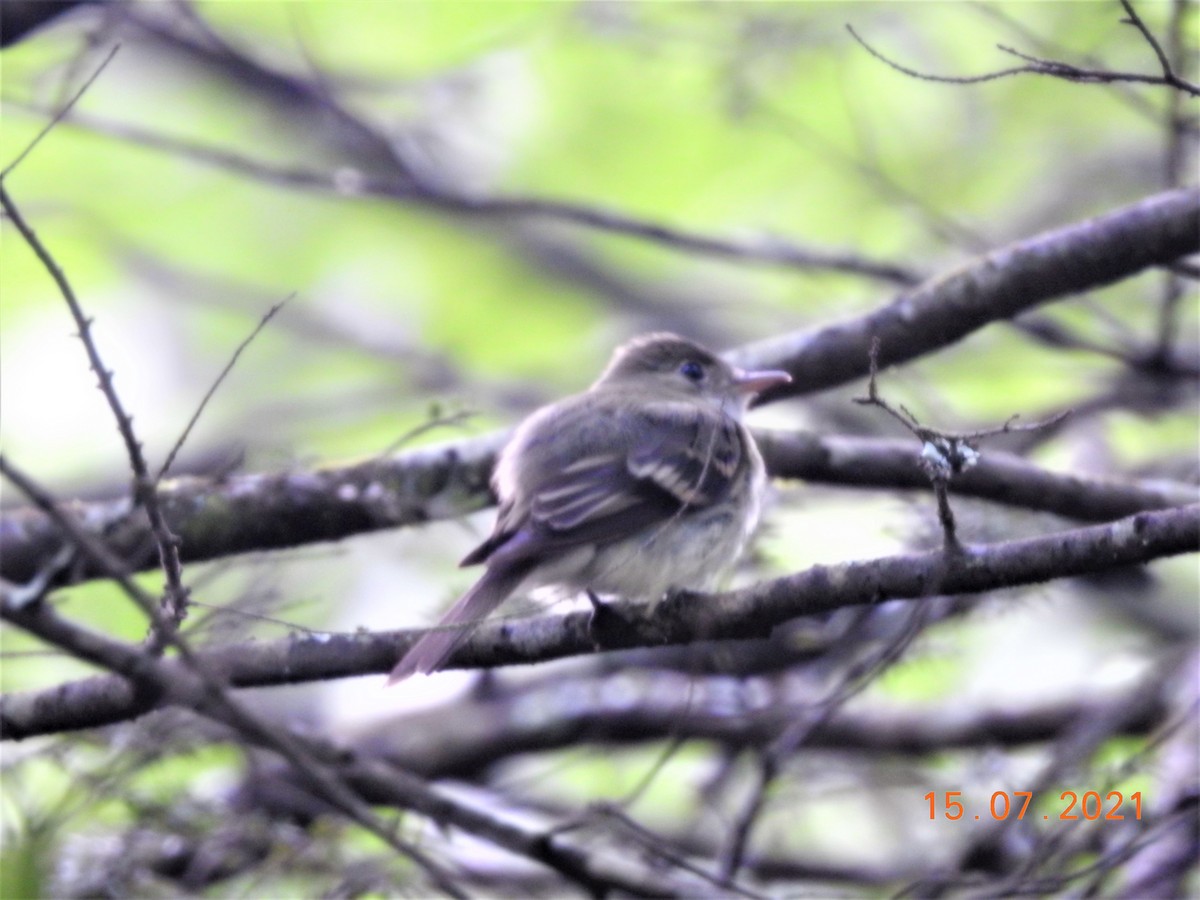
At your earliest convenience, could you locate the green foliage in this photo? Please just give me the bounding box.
[0,827,47,900]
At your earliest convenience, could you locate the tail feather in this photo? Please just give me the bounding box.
[388,568,521,682]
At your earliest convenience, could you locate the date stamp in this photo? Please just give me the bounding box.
[925,790,1142,821]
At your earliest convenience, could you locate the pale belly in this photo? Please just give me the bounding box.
[525,473,763,604]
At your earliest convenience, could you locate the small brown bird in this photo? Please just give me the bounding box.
[389,333,790,680]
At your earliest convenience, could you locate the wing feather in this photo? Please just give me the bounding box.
[461,397,746,567]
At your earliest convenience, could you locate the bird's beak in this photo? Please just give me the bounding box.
[733,367,792,396]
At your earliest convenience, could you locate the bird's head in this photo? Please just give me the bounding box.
[595,332,791,411]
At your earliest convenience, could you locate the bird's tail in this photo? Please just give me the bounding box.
[388,567,522,682]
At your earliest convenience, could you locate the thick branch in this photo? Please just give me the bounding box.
[4,503,1195,739]
[0,432,502,585]
[3,428,1194,587]
[732,188,1200,401]
[760,434,1199,519]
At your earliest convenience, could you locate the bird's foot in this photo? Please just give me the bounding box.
[586,590,638,650]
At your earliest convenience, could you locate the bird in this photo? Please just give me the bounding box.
[389,332,791,680]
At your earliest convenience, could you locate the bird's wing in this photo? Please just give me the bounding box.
[464,401,744,566]
[625,401,743,507]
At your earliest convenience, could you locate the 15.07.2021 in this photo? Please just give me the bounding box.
[925,790,1142,822]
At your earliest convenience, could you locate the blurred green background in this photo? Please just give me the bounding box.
[1,2,1196,896]
[3,2,1192,487]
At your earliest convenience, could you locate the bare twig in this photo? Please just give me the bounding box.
[1010,314,1200,378]
[581,804,768,898]
[846,17,1200,96]
[718,599,936,883]
[847,23,1037,86]
[716,752,775,886]
[158,295,291,482]
[1149,0,1194,364]
[343,759,696,896]
[0,182,191,638]
[378,405,477,457]
[0,45,119,179]
[970,3,1179,128]
[854,338,1071,549]
[0,46,192,635]
[1,101,923,286]
[1119,0,1178,84]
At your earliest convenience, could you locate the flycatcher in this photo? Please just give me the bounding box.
[390,333,790,680]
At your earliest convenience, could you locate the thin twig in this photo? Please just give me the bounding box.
[1120,0,1176,81]
[0,183,191,637]
[846,20,1200,96]
[970,3,1171,127]
[1,100,922,286]
[1,45,120,180]
[1150,0,1192,363]
[717,752,776,886]
[1,48,195,635]
[583,804,768,899]
[158,295,291,482]
[855,339,1071,444]
[718,601,939,882]
[847,24,1032,85]
[1010,315,1200,378]
[378,406,477,457]
[0,191,155,483]
[853,337,1071,550]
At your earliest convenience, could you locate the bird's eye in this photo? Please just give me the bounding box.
[679,360,705,382]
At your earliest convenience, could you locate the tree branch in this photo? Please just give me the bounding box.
[731,187,1200,401]
[0,182,190,635]
[6,101,922,286]
[4,503,1196,739]
[4,186,1196,587]
[350,676,1172,779]
[846,12,1200,97]
[4,427,1195,587]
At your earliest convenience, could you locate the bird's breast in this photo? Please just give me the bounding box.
[573,451,764,601]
